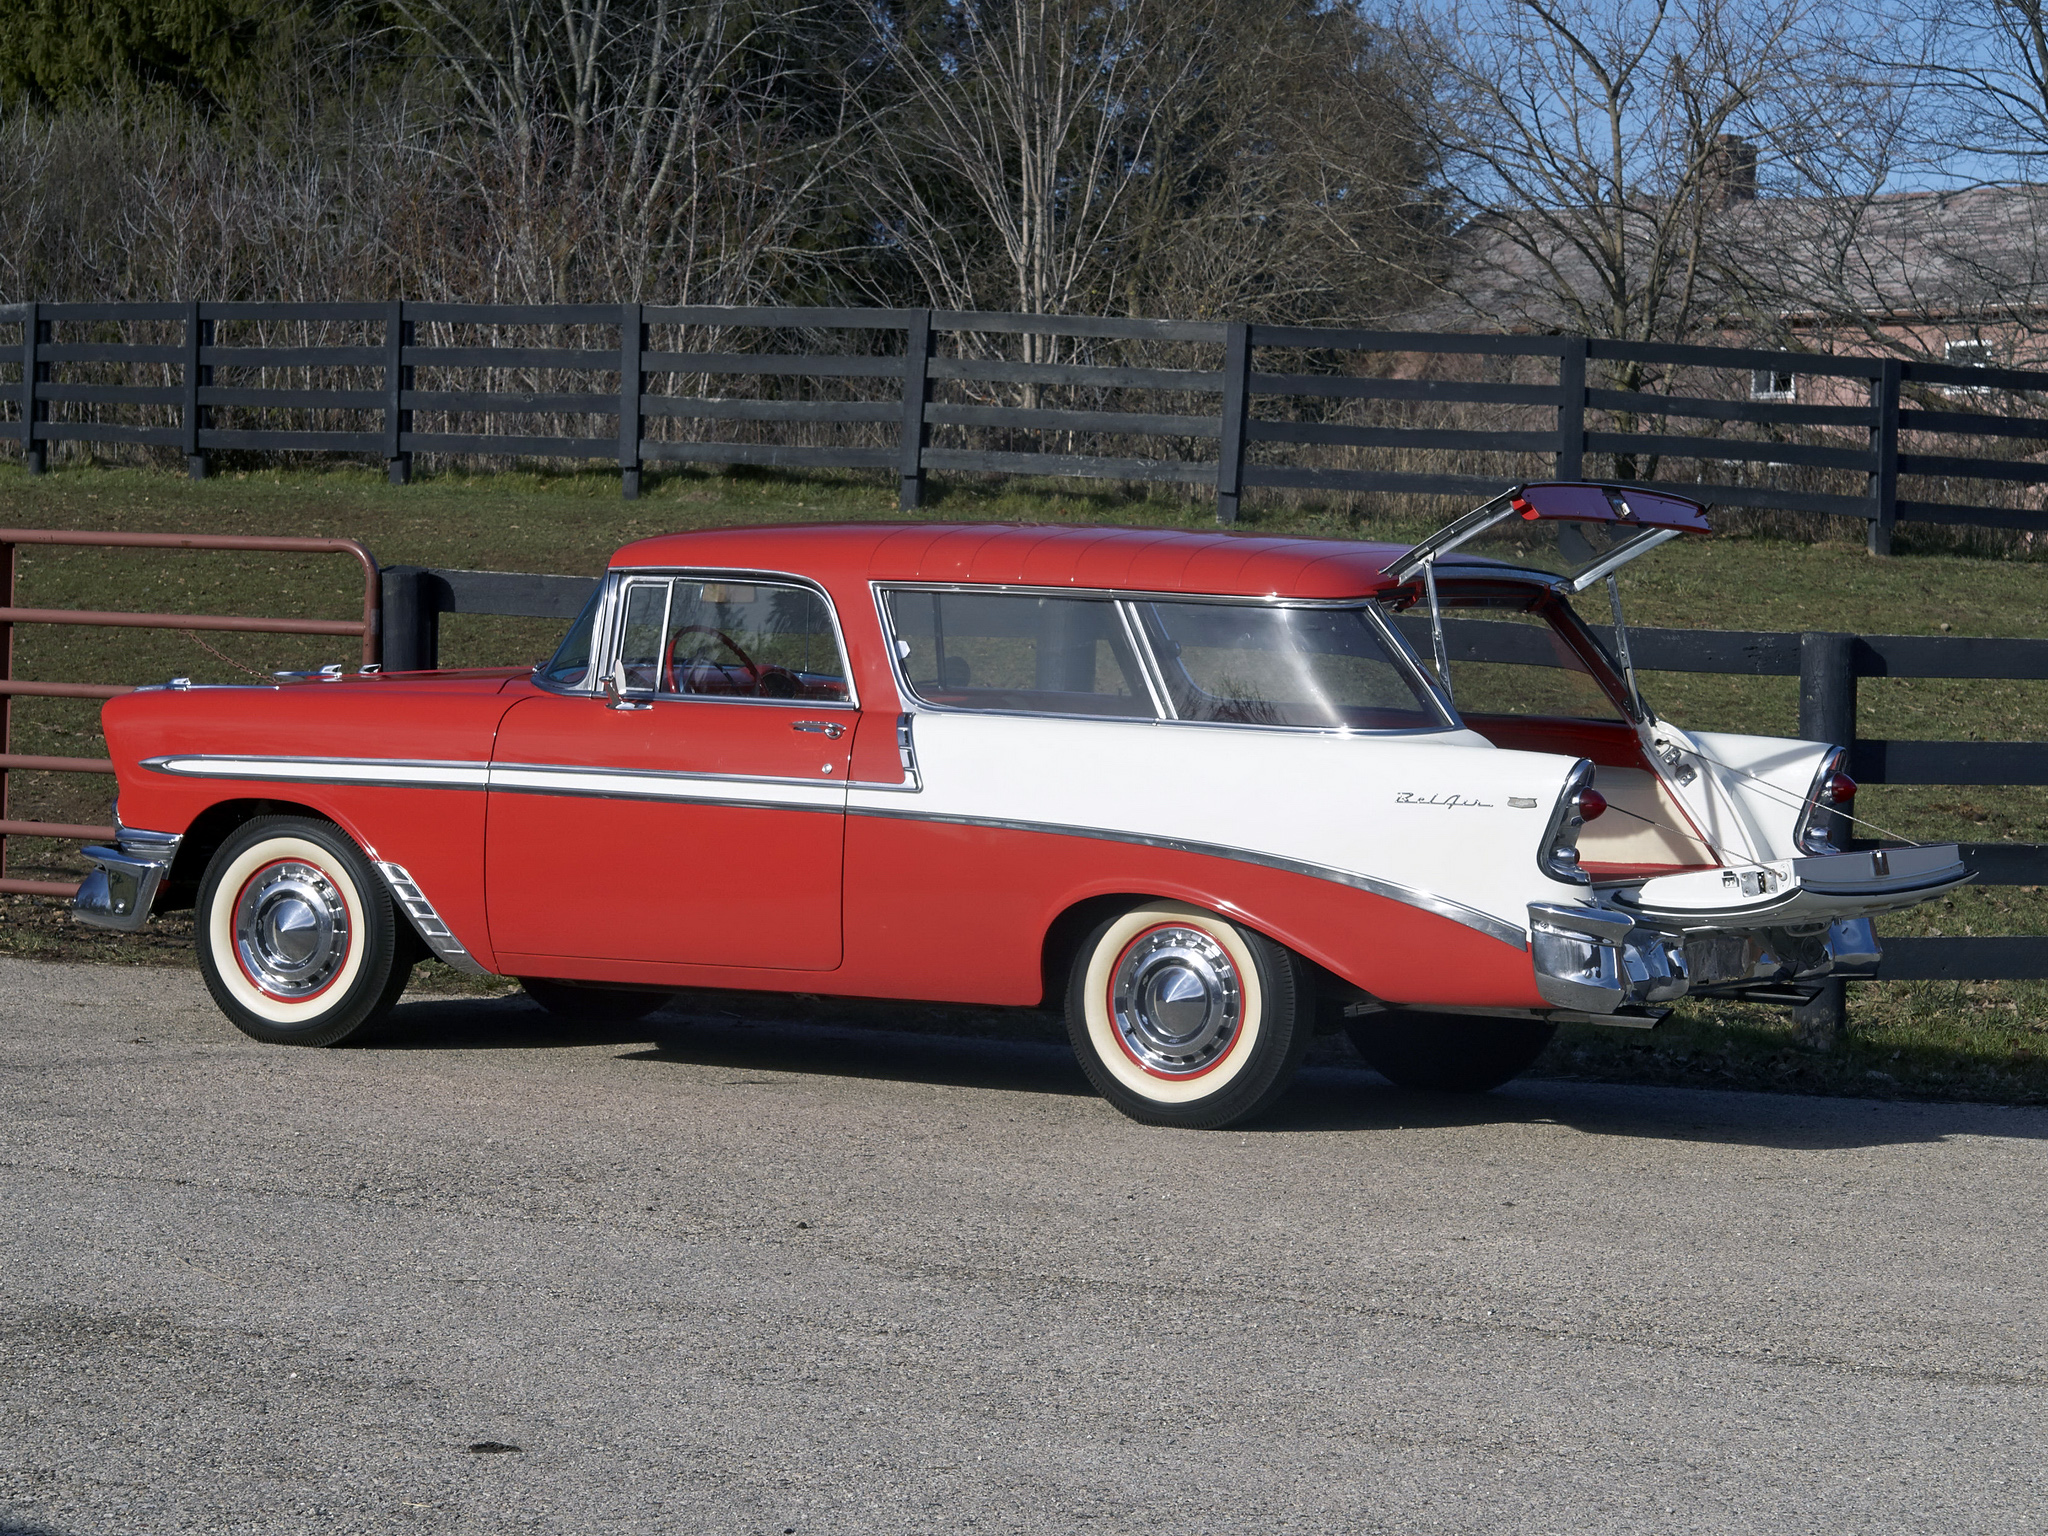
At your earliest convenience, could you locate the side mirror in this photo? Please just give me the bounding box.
[602,660,650,712]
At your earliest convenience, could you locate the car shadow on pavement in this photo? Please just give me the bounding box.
[365,992,2048,1149]
[1265,1062,2048,1150]
[365,991,1096,1098]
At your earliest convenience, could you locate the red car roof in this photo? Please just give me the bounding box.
[610,522,1409,600]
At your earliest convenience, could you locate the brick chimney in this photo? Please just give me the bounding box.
[1699,134,1758,208]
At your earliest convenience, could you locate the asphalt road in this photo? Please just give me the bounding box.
[3,956,2046,1535]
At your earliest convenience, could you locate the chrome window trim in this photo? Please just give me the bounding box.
[553,565,859,710]
[1115,600,1177,719]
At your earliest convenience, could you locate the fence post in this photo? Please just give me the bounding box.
[1868,357,1900,556]
[1555,335,1587,481]
[183,301,211,481]
[379,566,438,671]
[898,309,932,511]
[19,302,44,476]
[1794,630,1859,1047]
[385,301,412,486]
[1215,321,1251,525]
[619,301,644,500]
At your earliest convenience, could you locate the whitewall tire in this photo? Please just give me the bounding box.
[195,816,412,1046]
[1065,901,1312,1129]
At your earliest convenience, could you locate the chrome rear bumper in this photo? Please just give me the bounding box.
[1530,900,1879,1014]
[72,827,182,932]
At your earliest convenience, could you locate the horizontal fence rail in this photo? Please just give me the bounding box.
[6,303,2048,543]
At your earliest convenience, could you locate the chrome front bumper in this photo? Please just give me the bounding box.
[72,827,182,932]
[1529,900,1879,1016]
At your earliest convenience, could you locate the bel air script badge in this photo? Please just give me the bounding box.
[1394,791,1493,809]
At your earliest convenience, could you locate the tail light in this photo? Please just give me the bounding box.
[1540,759,1600,884]
[1797,748,1854,854]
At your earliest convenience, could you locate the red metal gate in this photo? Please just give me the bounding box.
[0,529,380,897]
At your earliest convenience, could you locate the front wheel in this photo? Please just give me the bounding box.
[1065,901,1312,1129]
[195,815,412,1047]
[1345,1011,1556,1092]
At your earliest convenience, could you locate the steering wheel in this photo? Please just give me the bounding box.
[661,625,802,698]
[664,624,760,694]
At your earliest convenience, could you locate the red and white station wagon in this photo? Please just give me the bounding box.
[76,486,1965,1127]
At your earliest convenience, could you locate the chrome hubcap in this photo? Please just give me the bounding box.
[1109,926,1243,1076]
[233,861,349,998]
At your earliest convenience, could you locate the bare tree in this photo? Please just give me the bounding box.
[856,0,1220,342]
[378,0,854,303]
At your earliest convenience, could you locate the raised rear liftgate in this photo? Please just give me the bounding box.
[0,529,378,897]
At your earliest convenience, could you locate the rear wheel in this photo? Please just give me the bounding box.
[1065,901,1312,1129]
[519,977,673,1024]
[1345,1011,1556,1092]
[195,815,412,1047]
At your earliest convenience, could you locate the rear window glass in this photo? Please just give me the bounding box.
[1139,601,1447,730]
[883,590,1156,718]
[1392,598,1629,723]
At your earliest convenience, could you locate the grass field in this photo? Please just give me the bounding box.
[2,457,2045,1104]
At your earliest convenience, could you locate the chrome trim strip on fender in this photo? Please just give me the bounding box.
[374,862,489,975]
[144,754,491,789]
[846,803,1528,950]
[139,753,847,810]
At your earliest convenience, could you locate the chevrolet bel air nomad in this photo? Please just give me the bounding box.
[75,485,1968,1128]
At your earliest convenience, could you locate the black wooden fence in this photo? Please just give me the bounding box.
[9,301,2048,549]
[384,564,2048,1005]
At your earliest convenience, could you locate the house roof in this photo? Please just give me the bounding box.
[610,522,1411,600]
[1409,184,2048,333]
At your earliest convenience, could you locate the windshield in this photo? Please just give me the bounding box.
[538,588,601,688]
[1137,601,1450,730]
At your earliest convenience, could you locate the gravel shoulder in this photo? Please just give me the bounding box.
[4,956,2047,1534]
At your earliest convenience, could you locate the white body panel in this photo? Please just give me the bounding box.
[852,712,1596,943]
[1641,725,1832,865]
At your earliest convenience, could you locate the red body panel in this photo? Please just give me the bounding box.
[484,690,852,969]
[491,816,1539,1007]
[103,675,522,971]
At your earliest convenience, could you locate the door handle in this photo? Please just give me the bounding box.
[793,720,846,738]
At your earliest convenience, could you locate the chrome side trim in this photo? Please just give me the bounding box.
[137,752,850,810]
[488,762,845,809]
[374,863,489,975]
[846,803,1528,949]
[143,754,491,789]
[72,826,183,932]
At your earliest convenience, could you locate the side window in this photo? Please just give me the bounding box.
[614,577,850,702]
[883,590,1157,718]
[1141,601,1446,730]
